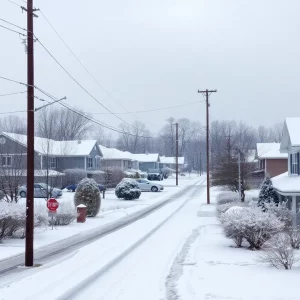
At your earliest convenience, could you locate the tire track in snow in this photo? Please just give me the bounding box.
[57,186,203,300]
[0,179,206,280]
[165,226,202,300]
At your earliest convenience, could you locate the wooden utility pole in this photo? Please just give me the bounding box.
[25,0,36,267]
[175,122,179,186]
[197,89,217,204]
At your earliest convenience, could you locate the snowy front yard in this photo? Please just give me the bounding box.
[0,174,203,262]
[178,187,300,300]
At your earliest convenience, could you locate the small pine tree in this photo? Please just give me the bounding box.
[258,176,279,209]
[74,178,101,217]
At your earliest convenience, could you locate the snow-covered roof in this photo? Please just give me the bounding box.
[256,143,288,159]
[272,172,300,194]
[130,153,160,163]
[1,132,100,157]
[99,145,133,160]
[0,169,64,177]
[280,118,300,152]
[285,118,300,146]
[160,156,185,165]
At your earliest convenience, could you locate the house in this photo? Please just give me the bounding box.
[99,145,139,171]
[159,156,185,171]
[272,118,300,225]
[130,153,160,172]
[256,143,288,177]
[0,132,102,174]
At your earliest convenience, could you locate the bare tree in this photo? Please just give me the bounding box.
[117,121,152,153]
[36,106,92,141]
[0,115,26,134]
[0,136,27,203]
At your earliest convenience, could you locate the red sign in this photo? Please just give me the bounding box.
[47,198,59,212]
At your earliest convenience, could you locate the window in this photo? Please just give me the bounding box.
[291,153,298,174]
[88,157,93,168]
[49,157,56,169]
[2,156,12,167]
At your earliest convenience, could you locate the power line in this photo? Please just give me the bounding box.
[39,10,148,125]
[0,17,27,32]
[0,23,26,36]
[0,91,27,97]
[0,109,27,114]
[92,100,206,115]
[7,0,21,7]
[37,93,154,138]
[35,38,138,129]
[0,75,155,138]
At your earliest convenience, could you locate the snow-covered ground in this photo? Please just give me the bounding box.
[3,184,293,300]
[0,174,202,262]
[0,182,206,299]
[177,187,300,300]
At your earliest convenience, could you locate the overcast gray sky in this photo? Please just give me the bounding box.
[1,0,300,134]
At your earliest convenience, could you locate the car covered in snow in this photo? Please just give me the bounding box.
[135,179,164,192]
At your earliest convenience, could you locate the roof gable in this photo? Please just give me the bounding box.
[280,118,300,152]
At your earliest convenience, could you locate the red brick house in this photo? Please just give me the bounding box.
[256,143,288,177]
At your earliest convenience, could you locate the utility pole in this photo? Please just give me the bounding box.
[175,122,179,186]
[25,0,36,267]
[198,89,217,204]
[238,151,241,202]
[200,152,202,176]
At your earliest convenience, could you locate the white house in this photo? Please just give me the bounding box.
[272,118,300,225]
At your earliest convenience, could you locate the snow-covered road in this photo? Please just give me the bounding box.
[0,181,206,300]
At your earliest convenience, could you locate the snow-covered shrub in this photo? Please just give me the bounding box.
[264,202,293,229]
[115,179,141,200]
[220,207,247,247]
[74,178,101,217]
[216,201,249,219]
[0,202,47,241]
[258,177,279,210]
[258,233,299,269]
[49,202,78,226]
[286,226,300,249]
[103,167,125,188]
[221,207,284,249]
[216,191,240,205]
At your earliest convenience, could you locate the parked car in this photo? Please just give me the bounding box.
[18,183,62,198]
[135,179,164,192]
[64,183,106,192]
[148,169,164,181]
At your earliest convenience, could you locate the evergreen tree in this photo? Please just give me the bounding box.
[258,176,279,209]
[74,178,101,217]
